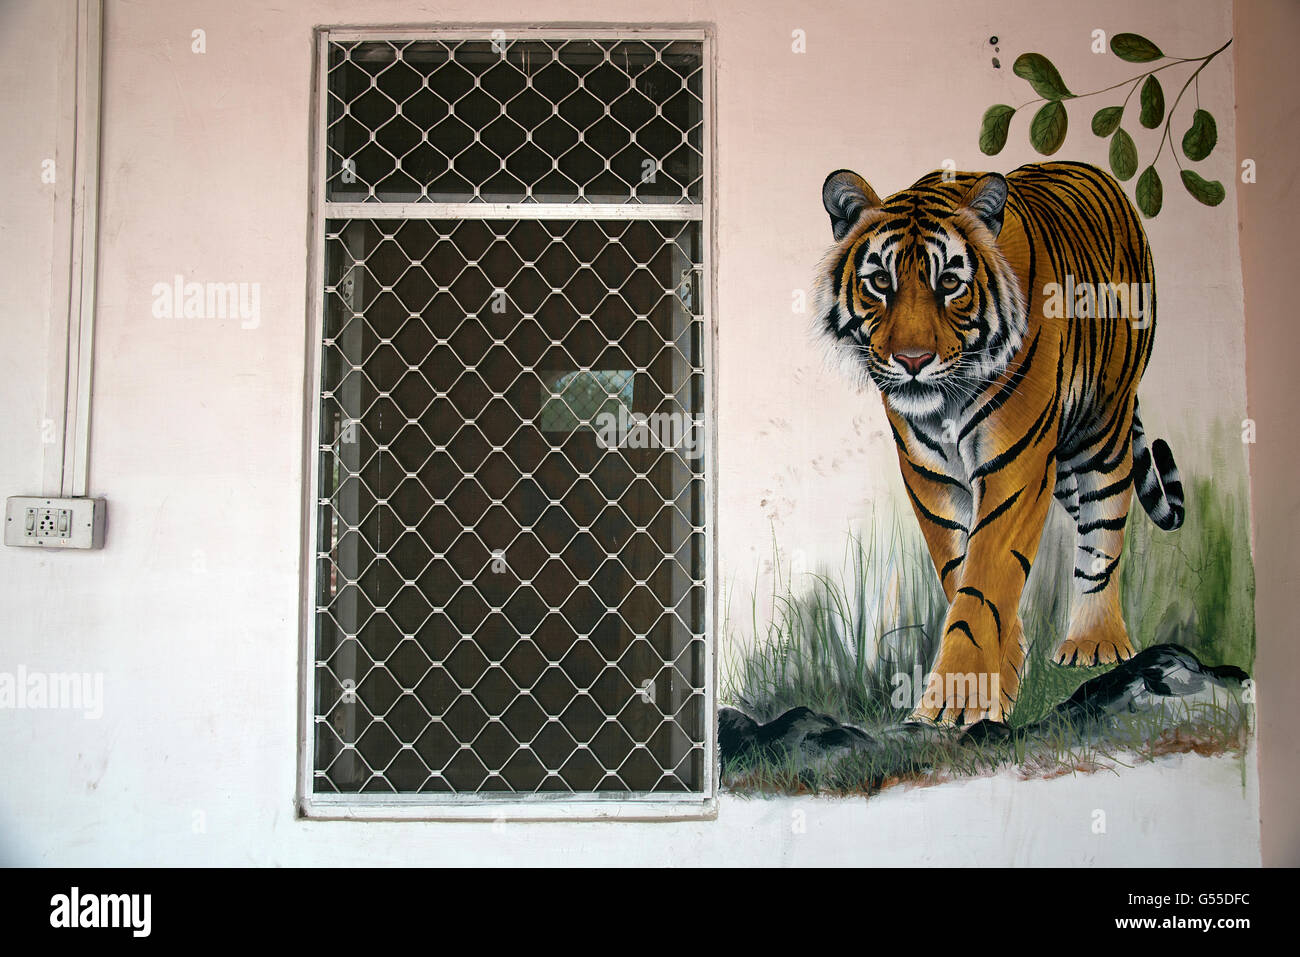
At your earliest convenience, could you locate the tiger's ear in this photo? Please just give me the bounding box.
[823,170,881,241]
[961,173,1009,238]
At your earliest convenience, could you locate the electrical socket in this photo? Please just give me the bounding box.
[4,496,106,549]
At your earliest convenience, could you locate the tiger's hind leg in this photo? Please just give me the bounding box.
[1052,460,1136,666]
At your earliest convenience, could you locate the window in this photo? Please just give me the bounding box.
[299,28,714,818]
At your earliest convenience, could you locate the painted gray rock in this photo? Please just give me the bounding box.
[1009,641,1250,742]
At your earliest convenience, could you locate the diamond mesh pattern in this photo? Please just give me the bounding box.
[325,39,704,204]
[312,217,707,794]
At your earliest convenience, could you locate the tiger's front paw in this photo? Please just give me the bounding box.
[906,669,1006,727]
[1052,635,1134,667]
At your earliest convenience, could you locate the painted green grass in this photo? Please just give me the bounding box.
[721,512,946,729]
[1120,474,1256,672]
[721,473,1255,793]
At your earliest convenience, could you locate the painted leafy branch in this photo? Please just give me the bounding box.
[978,33,1231,218]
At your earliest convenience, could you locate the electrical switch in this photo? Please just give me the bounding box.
[4,497,106,549]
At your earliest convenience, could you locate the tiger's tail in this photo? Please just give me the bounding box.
[1131,402,1185,531]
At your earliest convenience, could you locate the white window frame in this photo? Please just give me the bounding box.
[296,24,718,821]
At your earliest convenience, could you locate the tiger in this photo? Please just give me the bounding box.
[812,161,1184,726]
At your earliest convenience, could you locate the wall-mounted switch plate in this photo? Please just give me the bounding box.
[4,496,106,549]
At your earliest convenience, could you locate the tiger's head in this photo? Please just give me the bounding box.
[812,169,1027,419]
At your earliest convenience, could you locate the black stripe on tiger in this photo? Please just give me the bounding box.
[946,620,979,649]
[905,456,967,489]
[969,485,1024,539]
[971,399,1055,481]
[904,480,967,533]
[1075,554,1121,594]
[1078,513,1127,534]
[1011,549,1031,578]
[1078,470,1133,504]
[957,586,1003,639]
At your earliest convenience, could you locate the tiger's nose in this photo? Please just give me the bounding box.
[893,351,935,376]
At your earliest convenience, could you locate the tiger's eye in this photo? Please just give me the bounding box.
[865,273,891,294]
[939,273,962,293]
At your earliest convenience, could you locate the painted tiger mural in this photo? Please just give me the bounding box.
[813,161,1184,725]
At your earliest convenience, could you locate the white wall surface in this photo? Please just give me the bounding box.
[0,0,1260,865]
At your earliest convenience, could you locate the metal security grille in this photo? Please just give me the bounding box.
[325,37,703,204]
[301,29,713,815]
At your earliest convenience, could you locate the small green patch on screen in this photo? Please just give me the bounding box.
[539,370,634,432]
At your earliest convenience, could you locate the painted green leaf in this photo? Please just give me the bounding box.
[1136,165,1163,217]
[1013,53,1074,100]
[1182,109,1218,161]
[979,104,1016,155]
[1111,33,1164,62]
[1139,75,1165,129]
[1029,101,1068,155]
[1092,105,1123,136]
[1109,128,1138,181]
[1180,169,1226,206]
